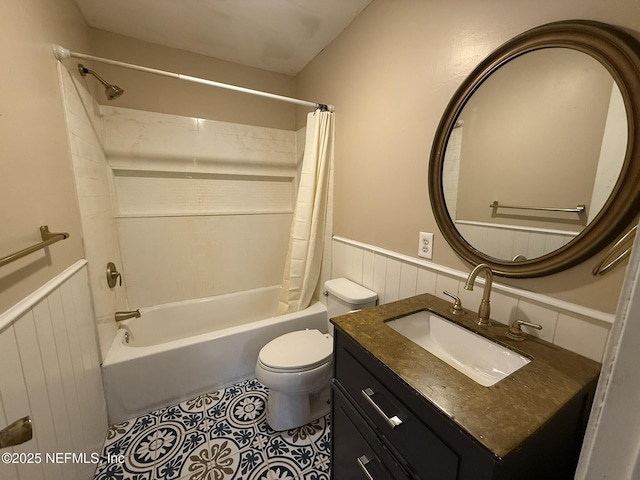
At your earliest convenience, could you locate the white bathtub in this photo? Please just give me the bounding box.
[102,286,328,424]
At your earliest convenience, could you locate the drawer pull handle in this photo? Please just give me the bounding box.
[361,388,403,429]
[357,455,375,480]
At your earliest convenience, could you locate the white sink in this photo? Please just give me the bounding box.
[386,311,530,387]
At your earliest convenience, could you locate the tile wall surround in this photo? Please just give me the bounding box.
[100,106,300,309]
[0,261,107,480]
[58,65,125,360]
[116,214,292,308]
[59,64,306,354]
[101,106,299,180]
[332,237,613,362]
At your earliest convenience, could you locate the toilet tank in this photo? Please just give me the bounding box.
[324,278,377,333]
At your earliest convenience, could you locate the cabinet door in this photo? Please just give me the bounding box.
[336,339,460,479]
[332,385,410,480]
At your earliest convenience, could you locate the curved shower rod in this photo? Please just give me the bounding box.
[52,44,335,112]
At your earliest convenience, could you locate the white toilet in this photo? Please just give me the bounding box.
[255,278,377,431]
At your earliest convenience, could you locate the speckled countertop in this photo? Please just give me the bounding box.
[331,293,601,458]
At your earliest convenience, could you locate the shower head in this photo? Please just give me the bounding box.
[78,64,124,100]
[104,84,125,100]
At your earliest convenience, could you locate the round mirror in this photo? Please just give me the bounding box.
[444,48,625,259]
[429,20,640,278]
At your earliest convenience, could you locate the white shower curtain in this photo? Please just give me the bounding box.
[278,109,334,314]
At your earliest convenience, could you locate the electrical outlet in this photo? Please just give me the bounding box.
[419,232,434,259]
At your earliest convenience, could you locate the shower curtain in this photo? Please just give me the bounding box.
[278,109,334,314]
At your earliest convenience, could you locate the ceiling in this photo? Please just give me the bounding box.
[73,0,372,75]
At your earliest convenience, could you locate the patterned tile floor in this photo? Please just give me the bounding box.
[94,378,331,480]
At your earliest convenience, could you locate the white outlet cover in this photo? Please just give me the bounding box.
[419,232,433,259]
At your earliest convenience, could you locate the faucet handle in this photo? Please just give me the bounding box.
[507,319,543,341]
[106,262,122,288]
[443,290,464,315]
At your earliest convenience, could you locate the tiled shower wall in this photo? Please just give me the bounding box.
[0,261,107,480]
[59,65,125,360]
[332,237,613,362]
[59,64,303,357]
[101,105,299,308]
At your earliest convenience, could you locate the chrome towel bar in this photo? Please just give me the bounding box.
[490,200,585,214]
[0,225,69,268]
[592,225,637,276]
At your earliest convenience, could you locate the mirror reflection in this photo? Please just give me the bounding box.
[442,48,627,262]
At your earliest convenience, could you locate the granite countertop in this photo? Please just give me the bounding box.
[331,292,601,459]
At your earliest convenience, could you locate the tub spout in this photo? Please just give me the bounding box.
[115,309,141,322]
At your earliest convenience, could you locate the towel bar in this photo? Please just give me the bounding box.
[592,225,637,276]
[490,200,585,214]
[0,225,69,268]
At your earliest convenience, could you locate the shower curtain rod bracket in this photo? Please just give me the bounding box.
[317,104,335,112]
[53,44,71,60]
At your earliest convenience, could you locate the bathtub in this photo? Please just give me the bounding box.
[101,285,328,424]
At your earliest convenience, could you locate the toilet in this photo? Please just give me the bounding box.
[255,278,377,431]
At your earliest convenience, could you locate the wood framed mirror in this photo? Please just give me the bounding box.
[429,20,640,278]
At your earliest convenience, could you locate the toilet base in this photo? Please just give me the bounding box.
[265,386,330,431]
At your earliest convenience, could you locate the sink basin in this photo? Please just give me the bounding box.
[386,311,530,387]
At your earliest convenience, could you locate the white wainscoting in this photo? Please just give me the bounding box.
[455,220,578,261]
[0,261,107,480]
[332,237,612,362]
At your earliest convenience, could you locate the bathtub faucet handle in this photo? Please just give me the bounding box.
[106,262,122,288]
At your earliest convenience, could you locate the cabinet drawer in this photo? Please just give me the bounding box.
[332,384,410,480]
[336,342,459,479]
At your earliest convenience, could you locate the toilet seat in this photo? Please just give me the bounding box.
[258,329,332,373]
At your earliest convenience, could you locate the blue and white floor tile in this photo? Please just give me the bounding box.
[94,378,331,480]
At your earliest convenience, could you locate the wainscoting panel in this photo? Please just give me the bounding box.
[0,261,107,480]
[332,237,612,362]
[455,221,577,261]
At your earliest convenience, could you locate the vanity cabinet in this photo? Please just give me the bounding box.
[332,386,410,479]
[331,327,596,480]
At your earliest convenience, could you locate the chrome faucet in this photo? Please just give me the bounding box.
[464,263,493,326]
[115,309,141,322]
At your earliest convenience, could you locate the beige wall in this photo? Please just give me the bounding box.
[296,0,640,312]
[0,0,90,314]
[86,29,297,130]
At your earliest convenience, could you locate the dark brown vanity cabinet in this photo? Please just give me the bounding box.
[331,327,596,480]
[332,386,410,479]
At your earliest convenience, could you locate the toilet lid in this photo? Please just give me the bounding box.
[259,329,332,371]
